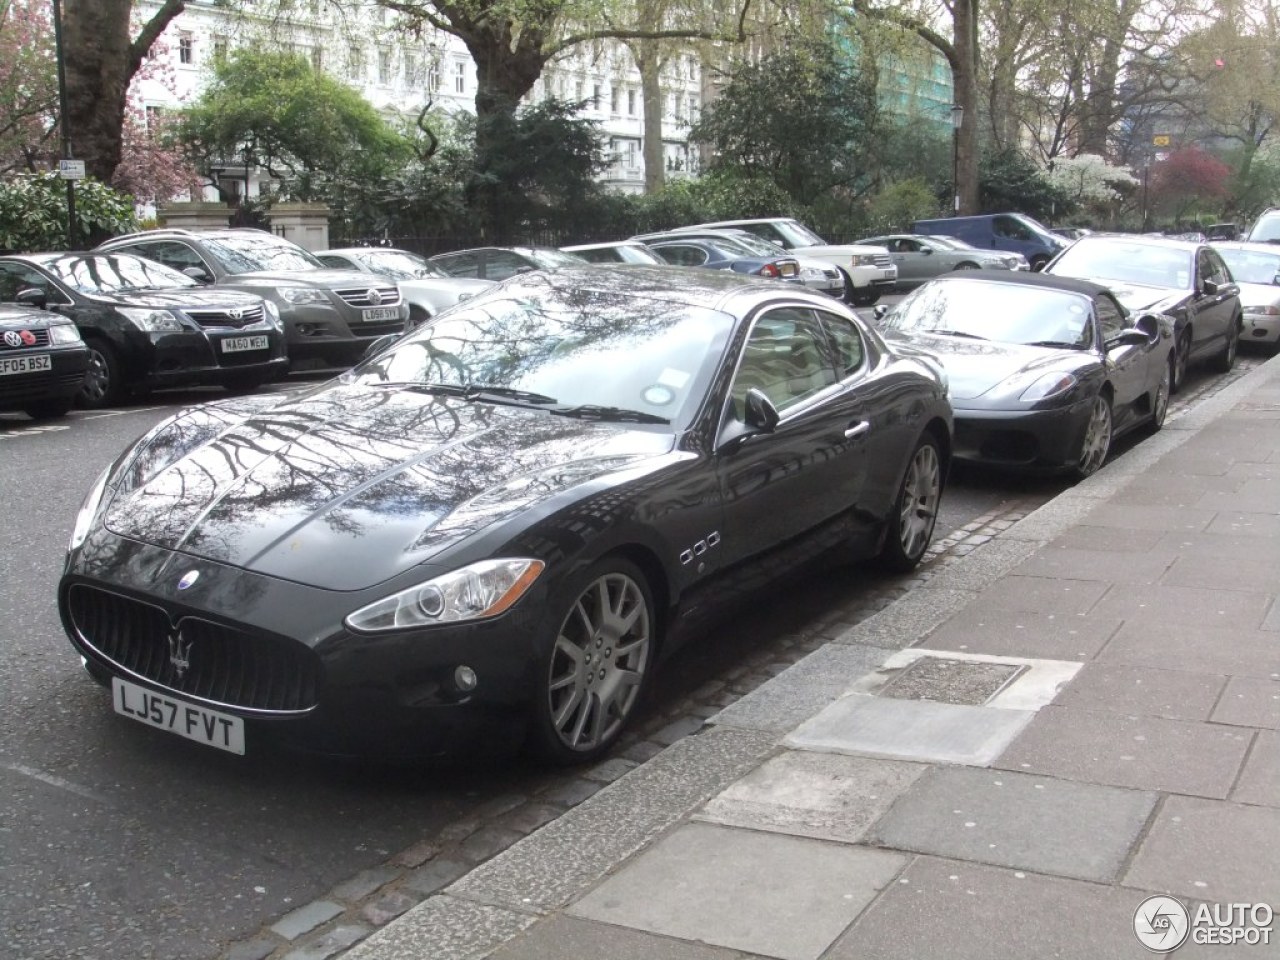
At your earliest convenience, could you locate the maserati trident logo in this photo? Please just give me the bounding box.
[167,625,193,679]
[3,331,21,348]
[366,287,383,306]
[177,570,200,590]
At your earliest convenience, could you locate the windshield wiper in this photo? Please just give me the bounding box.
[1026,340,1085,349]
[929,330,989,340]
[367,381,560,407]
[550,404,670,425]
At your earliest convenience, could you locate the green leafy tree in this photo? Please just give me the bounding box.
[0,171,137,252]
[979,148,1068,221]
[690,39,880,207]
[176,48,412,206]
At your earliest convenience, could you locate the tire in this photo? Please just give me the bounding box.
[877,434,943,573]
[529,558,656,764]
[1212,318,1239,373]
[850,286,880,307]
[1074,392,1112,480]
[78,339,123,409]
[1147,356,1172,433]
[407,304,432,330]
[24,397,74,419]
[1029,255,1049,272]
[953,262,980,270]
[221,372,268,394]
[1171,329,1191,393]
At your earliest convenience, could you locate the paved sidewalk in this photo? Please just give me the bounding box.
[345,355,1280,960]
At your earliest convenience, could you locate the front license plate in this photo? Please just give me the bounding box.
[363,307,399,322]
[112,677,245,755]
[0,353,51,376]
[220,335,269,353]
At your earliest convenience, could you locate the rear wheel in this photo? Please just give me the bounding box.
[78,340,123,409]
[1148,357,1172,433]
[1171,329,1191,392]
[24,397,74,419]
[877,434,943,572]
[1212,317,1239,372]
[530,558,656,764]
[1074,393,1112,479]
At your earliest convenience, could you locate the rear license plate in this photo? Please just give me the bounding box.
[363,307,400,322]
[112,677,245,754]
[0,353,51,376]
[221,335,269,353]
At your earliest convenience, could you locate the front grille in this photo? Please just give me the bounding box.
[68,584,320,713]
[334,285,401,308]
[0,328,51,350]
[872,254,892,268]
[185,305,266,329]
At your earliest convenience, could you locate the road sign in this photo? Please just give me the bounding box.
[58,159,85,180]
[1152,134,1171,147]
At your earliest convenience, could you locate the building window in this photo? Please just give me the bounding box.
[144,105,164,131]
[212,36,227,62]
[575,80,584,102]
[610,87,620,114]
[428,64,440,91]
[455,61,466,93]
[311,46,322,72]
[627,89,636,115]
[405,53,420,86]
[179,34,193,65]
[348,46,365,80]
[378,48,391,85]
[592,83,602,109]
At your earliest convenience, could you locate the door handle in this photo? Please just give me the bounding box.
[844,421,871,439]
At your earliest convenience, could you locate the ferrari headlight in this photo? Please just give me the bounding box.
[69,465,111,552]
[345,558,545,632]
[117,307,183,332]
[48,322,82,344]
[1018,371,1078,402]
[279,286,330,305]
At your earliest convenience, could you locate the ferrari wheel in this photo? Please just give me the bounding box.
[1075,393,1112,479]
[878,434,943,573]
[531,559,654,764]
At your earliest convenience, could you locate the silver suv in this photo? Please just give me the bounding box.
[1246,208,1280,245]
[97,229,408,368]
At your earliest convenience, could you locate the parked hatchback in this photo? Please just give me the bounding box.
[96,229,408,368]
[0,300,88,419]
[0,252,287,407]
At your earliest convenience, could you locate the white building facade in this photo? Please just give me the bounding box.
[134,0,704,200]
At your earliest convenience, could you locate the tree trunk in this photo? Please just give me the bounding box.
[953,0,980,214]
[638,42,665,194]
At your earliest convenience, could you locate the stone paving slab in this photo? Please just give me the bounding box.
[1207,511,1280,538]
[1052,663,1226,722]
[341,896,535,960]
[922,608,1121,661]
[568,821,906,960]
[967,575,1112,617]
[830,587,979,649]
[866,767,1157,882]
[694,751,926,844]
[826,856,1157,960]
[1151,529,1280,560]
[786,694,1034,767]
[1100,623,1280,680]
[1232,729,1279,807]
[486,915,747,960]
[1161,555,1280,594]
[1077,502,1218,533]
[1050,524,1167,553]
[995,705,1252,799]
[1212,677,1280,729]
[1110,472,1247,508]
[1010,546,1175,585]
[1123,795,1280,904]
[1089,583,1274,630]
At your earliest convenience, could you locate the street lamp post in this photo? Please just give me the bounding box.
[50,0,77,248]
[950,104,964,217]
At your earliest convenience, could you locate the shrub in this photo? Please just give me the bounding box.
[0,172,137,252]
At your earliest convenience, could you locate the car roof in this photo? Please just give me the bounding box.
[938,268,1114,299]
[324,247,421,256]
[561,241,651,251]
[3,250,133,265]
[496,263,817,310]
[1069,233,1203,253]
[1213,241,1280,254]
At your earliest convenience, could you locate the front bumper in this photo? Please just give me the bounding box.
[848,264,899,290]
[1242,313,1280,345]
[0,343,89,410]
[952,397,1094,471]
[279,302,409,365]
[130,326,289,389]
[60,532,544,759]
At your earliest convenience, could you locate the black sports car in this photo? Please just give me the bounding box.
[876,271,1174,478]
[0,301,89,418]
[0,252,288,407]
[59,266,951,763]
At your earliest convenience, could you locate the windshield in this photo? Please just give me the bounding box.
[767,220,825,248]
[357,250,447,281]
[1218,248,1280,285]
[201,234,325,274]
[882,278,1094,347]
[45,254,196,294]
[1248,215,1280,243]
[1049,239,1193,290]
[714,233,786,257]
[524,248,588,269]
[349,280,733,428]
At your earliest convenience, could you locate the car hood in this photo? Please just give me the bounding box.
[1092,281,1187,314]
[85,288,263,310]
[798,243,891,257]
[882,331,1086,401]
[400,277,494,300]
[103,386,676,591]
[0,304,57,327]
[233,268,385,289]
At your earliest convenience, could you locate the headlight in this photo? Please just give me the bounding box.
[345,558,545,632]
[69,465,111,552]
[850,254,877,267]
[262,300,282,327]
[48,322,82,344]
[1018,371,1078,402]
[117,307,183,332]
[279,287,330,305]
[1243,304,1280,317]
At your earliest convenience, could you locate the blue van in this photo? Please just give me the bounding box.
[912,213,1067,270]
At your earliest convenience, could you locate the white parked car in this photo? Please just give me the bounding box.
[1215,241,1280,352]
[677,217,897,305]
[316,247,493,328]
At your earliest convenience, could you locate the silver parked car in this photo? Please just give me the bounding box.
[639,228,845,299]
[861,234,1026,287]
[1214,242,1280,353]
[316,247,493,328]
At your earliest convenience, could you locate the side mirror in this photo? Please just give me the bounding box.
[872,304,890,322]
[1133,314,1161,341]
[1201,278,1219,296]
[919,247,933,256]
[743,387,780,433]
[182,266,212,283]
[15,286,47,308]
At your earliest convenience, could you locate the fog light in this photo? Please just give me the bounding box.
[454,665,478,692]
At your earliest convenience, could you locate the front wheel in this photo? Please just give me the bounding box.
[1212,319,1239,373]
[878,434,943,573]
[850,286,880,307]
[530,558,656,764]
[1171,329,1191,393]
[1074,393,1112,479]
[78,340,124,409]
[1147,357,1172,433]
[1029,255,1049,272]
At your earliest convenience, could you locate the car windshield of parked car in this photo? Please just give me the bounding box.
[201,235,325,274]
[43,254,197,294]
[349,284,734,427]
[1217,248,1280,285]
[715,233,786,258]
[1249,215,1280,243]
[1050,240,1193,290]
[882,279,1093,347]
[767,221,825,247]
[357,250,448,281]
[524,248,589,270]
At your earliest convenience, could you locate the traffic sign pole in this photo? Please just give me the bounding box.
[51,0,77,249]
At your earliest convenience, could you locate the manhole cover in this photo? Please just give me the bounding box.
[879,656,1025,706]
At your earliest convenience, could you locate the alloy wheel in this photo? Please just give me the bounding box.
[79,347,112,407]
[1172,331,1190,391]
[898,441,941,561]
[546,572,651,754]
[1151,360,1171,429]
[1077,394,1112,477]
